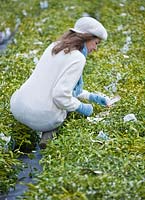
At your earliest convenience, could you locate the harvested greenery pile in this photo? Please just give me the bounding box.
[0,0,144,199]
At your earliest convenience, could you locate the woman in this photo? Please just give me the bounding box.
[10,17,109,148]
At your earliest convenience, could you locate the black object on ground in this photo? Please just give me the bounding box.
[0,145,42,200]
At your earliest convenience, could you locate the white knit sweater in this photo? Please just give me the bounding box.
[10,43,86,131]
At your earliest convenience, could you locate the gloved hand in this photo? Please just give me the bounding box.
[89,93,110,106]
[76,103,93,116]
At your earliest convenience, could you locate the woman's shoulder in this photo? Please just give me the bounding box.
[70,49,86,62]
[45,42,86,63]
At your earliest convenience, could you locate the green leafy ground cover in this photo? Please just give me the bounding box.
[0,0,145,199]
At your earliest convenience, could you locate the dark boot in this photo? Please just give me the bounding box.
[39,131,54,149]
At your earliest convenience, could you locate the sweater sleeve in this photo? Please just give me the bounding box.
[77,89,90,100]
[52,55,86,112]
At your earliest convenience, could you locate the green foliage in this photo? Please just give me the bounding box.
[0,0,145,198]
[0,149,22,194]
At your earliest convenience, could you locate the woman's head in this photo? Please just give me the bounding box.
[52,17,107,55]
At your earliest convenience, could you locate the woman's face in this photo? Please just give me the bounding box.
[86,38,101,54]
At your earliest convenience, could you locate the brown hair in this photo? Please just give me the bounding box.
[52,30,97,55]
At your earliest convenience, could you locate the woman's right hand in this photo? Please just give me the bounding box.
[76,103,93,116]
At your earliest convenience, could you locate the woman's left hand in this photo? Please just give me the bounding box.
[89,93,110,107]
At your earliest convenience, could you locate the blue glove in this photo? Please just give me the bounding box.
[89,93,109,106]
[76,103,93,116]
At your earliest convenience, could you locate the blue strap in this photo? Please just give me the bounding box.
[73,44,88,97]
[81,43,88,57]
